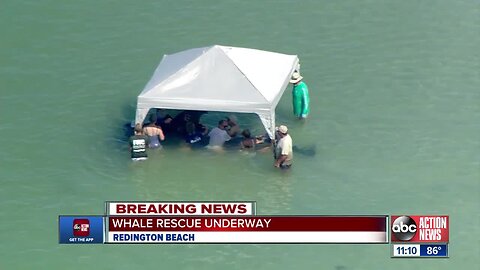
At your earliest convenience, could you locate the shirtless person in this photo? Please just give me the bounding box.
[143,114,165,148]
[226,115,240,137]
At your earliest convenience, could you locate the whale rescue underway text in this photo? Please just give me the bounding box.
[110,217,272,230]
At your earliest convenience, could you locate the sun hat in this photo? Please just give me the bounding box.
[276,125,288,134]
[290,72,303,84]
[226,115,238,123]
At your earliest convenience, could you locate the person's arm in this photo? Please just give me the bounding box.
[274,155,288,167]
[164,115,173,124]
[200,125,209,136]
[158,128,165,141]
[227,125,239,137]
[224,131,231,141]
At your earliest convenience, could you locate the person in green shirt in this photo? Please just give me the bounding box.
[290,72,310,119]
[129,124,149,161]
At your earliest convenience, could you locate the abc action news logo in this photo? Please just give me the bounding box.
[391,215,449,243]
[73,219,90,237]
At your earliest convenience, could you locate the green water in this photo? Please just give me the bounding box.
[1,0,479,269]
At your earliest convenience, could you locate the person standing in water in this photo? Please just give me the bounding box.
[129,124,149,161]
[274,125,293,169]
[225,115,240,137]
[290,71,310,119]
[207,119,231,149]
[143,114,165,148]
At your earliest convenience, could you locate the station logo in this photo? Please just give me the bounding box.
[73,219,90,237]
[391,216,417,241]
[59,216,104,244]
[390,215,449,243]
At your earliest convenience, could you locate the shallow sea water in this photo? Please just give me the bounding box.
[0,0,478,269]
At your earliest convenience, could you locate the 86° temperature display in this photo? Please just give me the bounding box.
[392,244,448,258]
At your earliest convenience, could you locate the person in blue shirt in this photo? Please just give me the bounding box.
[185,121,208,145]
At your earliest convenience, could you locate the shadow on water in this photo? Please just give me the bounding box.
[113,102,136,146]
[121,122,134,141]
[293,145,316,157]
[224,137,317,157]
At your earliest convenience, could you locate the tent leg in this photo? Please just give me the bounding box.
[272,142,276,158]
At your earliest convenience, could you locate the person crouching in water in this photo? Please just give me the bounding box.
[240,129,265,149]
[240,129,255,149]
[185,121,208,146]
[129,124,149,161]
[274,125,293,169]
[143,114,165,149]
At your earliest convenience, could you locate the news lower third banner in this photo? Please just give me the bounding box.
[106,216,388,243]
[59,201,389,244]
[59,202,450,258]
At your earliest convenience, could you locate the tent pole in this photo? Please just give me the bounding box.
[272,141,277,158]
[271,113,276,158]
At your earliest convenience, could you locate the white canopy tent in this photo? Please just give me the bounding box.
[135,45,299,138]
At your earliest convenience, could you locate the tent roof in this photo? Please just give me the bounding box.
[135,45,299,138]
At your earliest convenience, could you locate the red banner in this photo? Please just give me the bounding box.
[108,216,387,232]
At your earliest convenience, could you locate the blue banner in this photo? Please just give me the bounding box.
[59,216,104,244]
[420,244,448,257]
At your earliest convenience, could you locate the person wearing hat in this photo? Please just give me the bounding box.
[274,125,293,169]
[290,71,310,119]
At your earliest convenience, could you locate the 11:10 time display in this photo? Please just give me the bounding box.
[396,246,418,255]
[393,244,421,257]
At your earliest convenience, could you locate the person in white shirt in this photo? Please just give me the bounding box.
[274,125,293,169]
[207,119,231,148]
